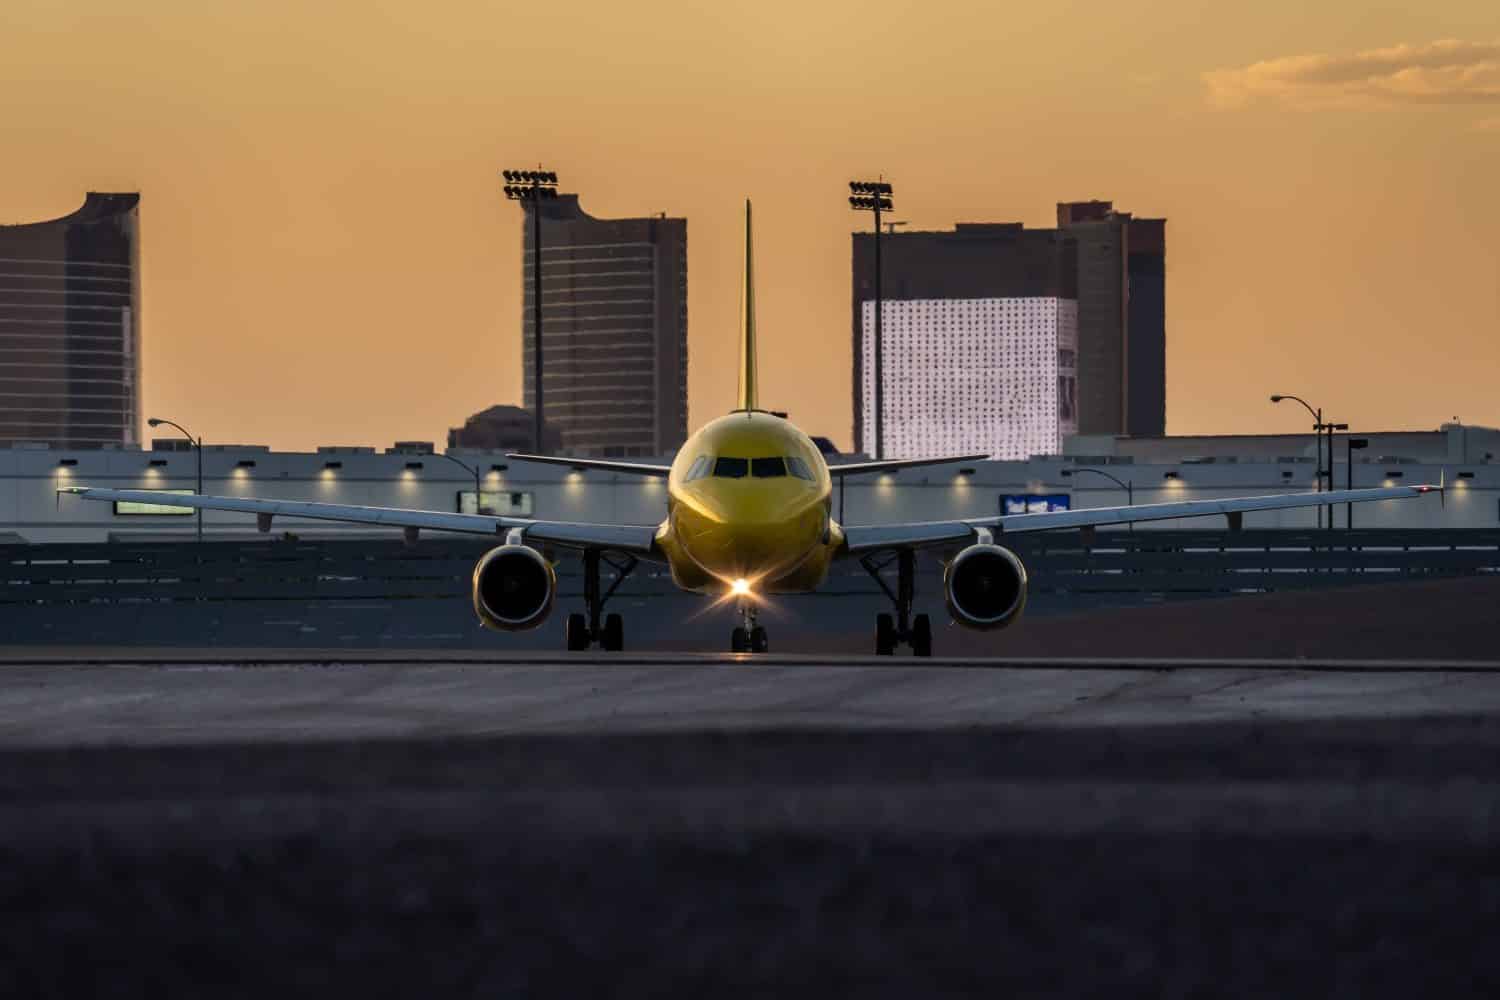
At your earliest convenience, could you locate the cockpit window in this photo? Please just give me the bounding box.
[713,457,749,479]
[751,457,786,478]
[685,456,711,481]
[786,456,814,481]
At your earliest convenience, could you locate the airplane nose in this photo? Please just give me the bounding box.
[676,482,823,580]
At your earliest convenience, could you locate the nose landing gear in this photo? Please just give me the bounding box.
[860,549,933,657]
[565,549,636,651]
[730,600,768,653]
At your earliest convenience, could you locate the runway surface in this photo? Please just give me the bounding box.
[2,655,1498,996]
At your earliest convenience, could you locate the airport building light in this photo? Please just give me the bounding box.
[849,178,894,459]
[503,167,561,453]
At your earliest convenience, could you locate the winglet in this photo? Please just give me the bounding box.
[737,199,758,412]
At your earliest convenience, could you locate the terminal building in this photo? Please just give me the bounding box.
[522,195,688,458]
[3,423,1494,544]
[852,200,1165,460]
[0,193,141,450]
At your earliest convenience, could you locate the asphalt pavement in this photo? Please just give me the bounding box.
[0,654,1498,996]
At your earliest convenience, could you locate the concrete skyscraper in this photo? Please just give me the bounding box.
[852,200,1165,459]
[1056,200,1166,438]
[520,195,687,457]
[0,193,141,449]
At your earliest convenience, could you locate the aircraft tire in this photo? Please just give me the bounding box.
[731,627,749,653]
[911,614,933,658]
[602,613,624,652]
[875,613,896,656]
[750,626,768,654]
[565,613,589,651]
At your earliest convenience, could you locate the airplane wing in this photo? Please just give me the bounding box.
[57,488,660,554]
[828,454,991,477]
[840,484,1442,554]
[506,453,672,477]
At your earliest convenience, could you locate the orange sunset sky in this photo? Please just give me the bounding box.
[2,1,1496,453]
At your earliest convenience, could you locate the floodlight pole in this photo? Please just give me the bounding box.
[532,182,543,452]
[850,179,894,460]
[504,168,559,452]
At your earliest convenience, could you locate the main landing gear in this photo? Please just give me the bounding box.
[860,549,933,657]
[565,549,637,652]
[730,600,768,654]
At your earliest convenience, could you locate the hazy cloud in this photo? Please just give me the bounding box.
[1205,40,1500,110]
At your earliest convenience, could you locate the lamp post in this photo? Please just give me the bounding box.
[146,417,202,544]
[850,179,894,459]
[433,451,484,513]
[1062,467,1134,531]
[503,168,560,452]
[1270,394,1331,531]
[1347,437,1369,528]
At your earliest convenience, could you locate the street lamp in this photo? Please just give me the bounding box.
[146,417,202,545]
[850,178,894,459]
[1347,437,1369,528]
[432,451,484,514]
[1270,393,1332,532]
[503,168,560,452]
[1061,467,1134,531]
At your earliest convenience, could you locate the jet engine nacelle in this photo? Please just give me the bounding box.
[472,544,556,632]
[944,543,1028,630]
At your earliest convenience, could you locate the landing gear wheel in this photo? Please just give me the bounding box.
[911,614,933,658]
[565,613,589,651]
[602,613,624,652]
[731,626,749,653]
[875,613,896,656]
[750,626,769,654]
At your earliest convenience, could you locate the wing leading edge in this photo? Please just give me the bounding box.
[828,454,991,477]
[840,484,1441,553]
[58,488,659,554]
[505,453,672,477]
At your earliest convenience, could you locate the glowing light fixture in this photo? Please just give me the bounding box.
[730,578,752,597]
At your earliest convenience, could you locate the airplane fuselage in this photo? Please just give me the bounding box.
[655,410,844,595]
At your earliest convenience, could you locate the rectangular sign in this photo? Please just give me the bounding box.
[1002,493,1071,515]
[457,490,533,517]
[113,489,196,516]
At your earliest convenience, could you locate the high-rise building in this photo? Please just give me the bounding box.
[520,195,687,457]
[852,202,1166,459]
[0,193,141,448]
[852,223,1078,460]
[1056,200,1166,437]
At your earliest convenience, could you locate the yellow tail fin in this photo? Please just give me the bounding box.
[737,199,758,411]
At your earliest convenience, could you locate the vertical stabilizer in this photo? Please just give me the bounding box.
[737,200,758,411]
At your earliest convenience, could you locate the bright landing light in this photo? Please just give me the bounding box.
[730,578,752,597]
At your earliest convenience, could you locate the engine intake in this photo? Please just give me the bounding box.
[944,544,1028,630]
[472,544,556,632]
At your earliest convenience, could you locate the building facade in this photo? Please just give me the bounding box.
[0,193,141,449]
[1055,200,1166,437]
[521,196,687,457]
[853,202,1165,458]
[852,223,1077,460]
[4,426,1494,543]
[857,297,1078,461]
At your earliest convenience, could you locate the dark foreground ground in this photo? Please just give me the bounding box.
[1,657,1498,997]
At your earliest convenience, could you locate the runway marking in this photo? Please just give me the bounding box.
[1,651,1500,672]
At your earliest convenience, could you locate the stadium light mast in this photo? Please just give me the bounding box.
[850,179,894,459]
[503,168,560,451]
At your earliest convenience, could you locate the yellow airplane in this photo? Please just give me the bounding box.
[61,202,1442,655]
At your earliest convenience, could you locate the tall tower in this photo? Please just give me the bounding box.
[1057,200,1167,437]
[520,195,688,457]
[0,193,141,449]
[852,223,1078,460]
